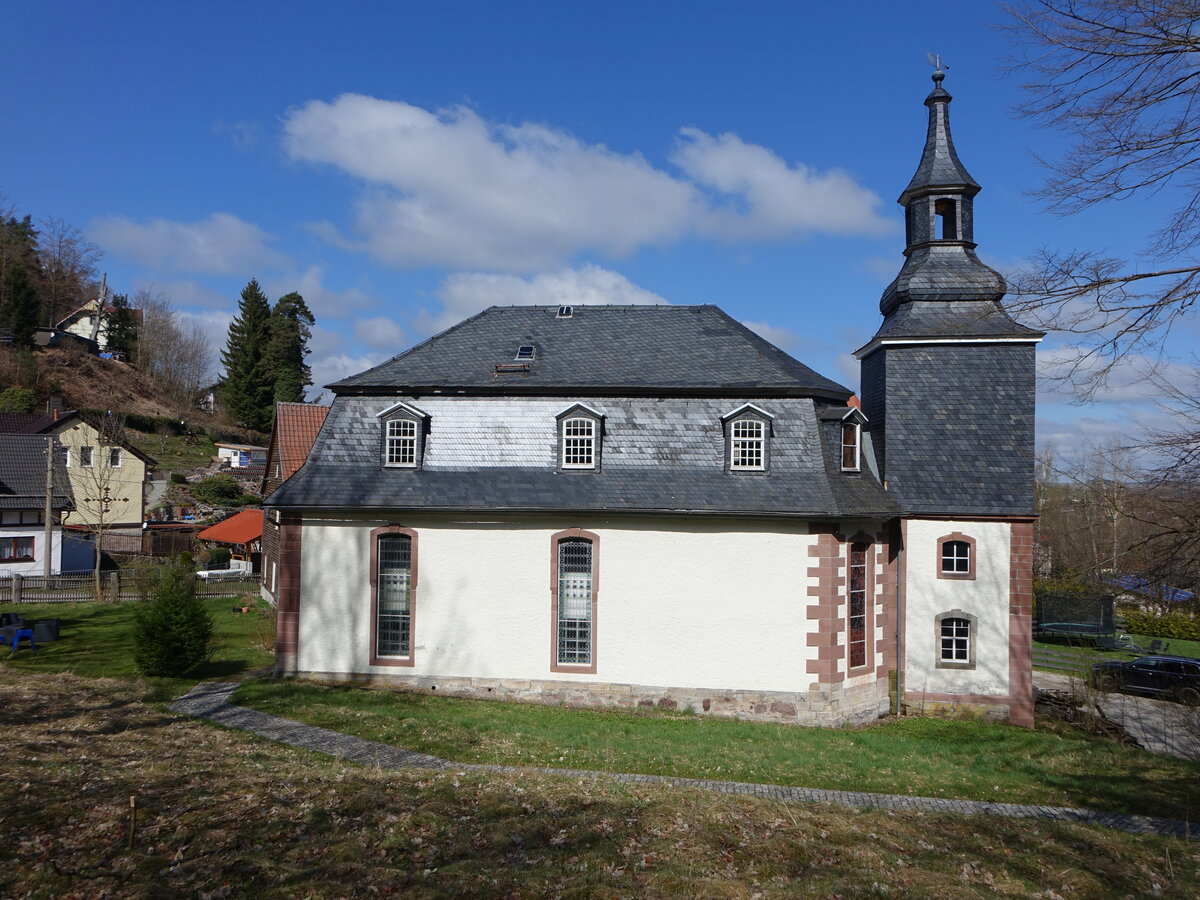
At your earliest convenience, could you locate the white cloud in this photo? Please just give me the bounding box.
[310,351,388,392]
[90,213,290,276]
[134,279,229,309]
[282,94,891,272]
[353,316,407,351]
[423,264,667,333]
[741,320,802,351]
[672,128,892,240]
[263,266,375,320]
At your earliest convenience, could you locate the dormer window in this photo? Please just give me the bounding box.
[556,404,604,471]
[377,401,429,469]
[721,403,774,474]
[841,422,860,472]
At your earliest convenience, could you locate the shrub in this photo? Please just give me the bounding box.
[1120,608,1200,642]
[189,474,243,505]
[131,561,214,676]
[0,386,36,413]
[207,546,231,568]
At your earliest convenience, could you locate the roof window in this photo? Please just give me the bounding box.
[515,345,535,361]
[557,305,574,318]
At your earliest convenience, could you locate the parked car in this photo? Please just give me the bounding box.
[1091,655,1200,704]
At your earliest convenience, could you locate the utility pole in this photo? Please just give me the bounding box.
[43,435,54,578]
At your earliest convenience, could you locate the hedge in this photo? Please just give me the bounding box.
[1120,608,1200,642]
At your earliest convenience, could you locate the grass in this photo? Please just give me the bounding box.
[0,596,273,699]
[127,429,218,474]
[233,678,1200,822]
[4,671,1200,899]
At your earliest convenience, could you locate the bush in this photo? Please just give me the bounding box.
[0,386,36,413]
[170,472,188,485]
[190,474,243,505]
[207,546,231,568]
[131,561,215,676]
[1120,608,1200,642]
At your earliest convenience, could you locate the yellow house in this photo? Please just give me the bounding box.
[50,412,156,533]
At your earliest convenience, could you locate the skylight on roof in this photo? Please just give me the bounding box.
[515,345,535,361]
[557,305,573,318]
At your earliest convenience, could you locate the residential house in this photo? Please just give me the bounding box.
[260,402,330,602]
[265,72,1041,727]
[55,290,141,357]
[0,410,158,553]
[196,508,264,574]
[0,434,80,576]
[216,443,269,469]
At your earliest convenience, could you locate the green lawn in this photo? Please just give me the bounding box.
[0,596,273,700]
[233,678,1200,822]
[127,430,218,474]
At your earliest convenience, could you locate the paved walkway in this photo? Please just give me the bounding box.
[172,682,1198,839]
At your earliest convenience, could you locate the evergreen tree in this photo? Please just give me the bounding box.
[104,293,138,357]
[0,261,42,348]
[131,560,214,677]
[220,279,273,431]
[0,216,42,327]
[266,291,315,404]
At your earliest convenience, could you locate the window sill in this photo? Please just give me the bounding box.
[935,660,976,670]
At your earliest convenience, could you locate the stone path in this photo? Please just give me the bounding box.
[171,682,1199,840]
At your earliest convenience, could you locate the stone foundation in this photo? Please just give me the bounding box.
[292,670,892,727]
[901,695,1012,723]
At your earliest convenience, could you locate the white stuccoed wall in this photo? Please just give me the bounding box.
[0,526,64,576]
[296,513,825,694]
[903,519,1012,697]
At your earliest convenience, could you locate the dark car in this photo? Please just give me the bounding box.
[1091,655,1200,704]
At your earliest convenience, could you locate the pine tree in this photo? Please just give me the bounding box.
[0,261,42,348]
[104,293,138,357]
[220,279,274,432]
[266,291,315,404]
[131,560,214,677]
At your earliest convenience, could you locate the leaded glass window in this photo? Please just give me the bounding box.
[386,419,417,467]
[940,617,970,662]
[848,542,867,669]
[376,535,412,657]
[561,417,595,469]
[730,419,765,470]
[557,538,593,664]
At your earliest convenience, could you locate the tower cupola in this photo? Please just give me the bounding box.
[878,67,1005,315]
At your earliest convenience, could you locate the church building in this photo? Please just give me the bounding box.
[267,71,1041,727]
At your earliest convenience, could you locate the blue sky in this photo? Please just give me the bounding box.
[4,2,1182,454]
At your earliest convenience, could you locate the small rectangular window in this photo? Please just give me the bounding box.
[561,417,595,468]
[109,447,122,468]
[80,446,94,468]
[940,617,971,662]
[0,537,35,561]
[941,540,971,573]
[515,345,535,361]
[385,419,418,467]
[730,419,765,469]
[841,422,860,471]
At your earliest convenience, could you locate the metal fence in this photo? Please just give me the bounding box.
[1,570,261,603]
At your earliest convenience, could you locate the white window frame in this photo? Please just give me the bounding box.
[841,421,861,472]
[561,417,596,469]
[80,445,94,468]
[385,418,418,468]
[730,417,766,470]
[108,447,123,468]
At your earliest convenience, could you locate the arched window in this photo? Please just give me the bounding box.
[551,529,599,673]
[847,541,870,670]
[370,526,417,667]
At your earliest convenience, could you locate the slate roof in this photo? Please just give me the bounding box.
[878,246,1007,312]
[331,305,851,399]
[0,412,64,434]
[0,434,74,511]
[859,300,1043,354]
[899,75,979,205]
[267,394,900,519]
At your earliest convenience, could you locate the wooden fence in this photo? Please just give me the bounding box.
[1031,647,1092,676]
[1,570,261,604]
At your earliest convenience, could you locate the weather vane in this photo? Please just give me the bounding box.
[926,52,948,82]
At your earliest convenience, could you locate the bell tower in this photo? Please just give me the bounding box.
[857,67,1042,727]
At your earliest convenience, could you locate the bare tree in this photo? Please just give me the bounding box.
[1001,1,1200,393]
[134,288,214,404]
[37,217,102,326]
